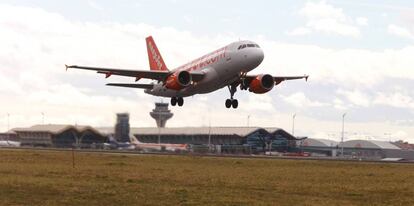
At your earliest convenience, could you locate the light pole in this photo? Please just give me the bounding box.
[208,120,211,151]
[292,113,296,136]
[7,113,10,132]
[208,108,212,152]
[384,133,392,142]
[247,115,251,127]
[268,140,272,156]
[7,113,10,143]
[341,113,346,158]
[158,112,161,145]
[41,112,45,124]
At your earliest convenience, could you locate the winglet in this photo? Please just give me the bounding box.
[65,64,69,71]
[305,75,309,81]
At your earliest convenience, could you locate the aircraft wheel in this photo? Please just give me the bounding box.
[171,97,177,106]
[231,99,238,109]
[177,97,184,106]
[225,99,232,108]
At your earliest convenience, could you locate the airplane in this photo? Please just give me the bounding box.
[0,140,20,147]
[133,142,188,152]
[66,36,308,109]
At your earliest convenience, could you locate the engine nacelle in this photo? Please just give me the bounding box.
[249,74,275,94]
[165,70,192,90]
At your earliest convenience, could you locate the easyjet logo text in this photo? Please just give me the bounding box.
[148,41,164,70]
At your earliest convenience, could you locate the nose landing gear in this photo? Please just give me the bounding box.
[225,99,238,108]
[225,84,238,109]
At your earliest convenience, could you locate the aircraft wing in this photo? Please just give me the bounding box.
[273,75,309,85]
[66,65,205,82]
[66,65,169,81]
[106,83,154,89]
[244,74,309,85]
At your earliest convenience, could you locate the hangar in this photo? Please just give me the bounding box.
[338,140,414,160]
[13,124,107,148]
[300,138,338,156]
[301,138,414,160]
[301,138,338,148]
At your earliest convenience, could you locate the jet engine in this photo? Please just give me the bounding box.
[165,70,192,90]
[248,74,275,94]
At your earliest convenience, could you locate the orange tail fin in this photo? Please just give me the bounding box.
[146,36,169,71]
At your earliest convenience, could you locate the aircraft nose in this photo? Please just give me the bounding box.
[250,48,264,67]
[256,48,264,63]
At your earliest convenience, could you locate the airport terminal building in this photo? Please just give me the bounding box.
[98,126,305,153]
[7,124,304,152]
[12,125,107,148]
[4,124,414,160]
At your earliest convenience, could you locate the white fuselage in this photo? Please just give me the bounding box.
[145,40,264,97]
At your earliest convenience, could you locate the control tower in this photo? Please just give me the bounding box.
[115,113,130,142]
[150,102,173,128]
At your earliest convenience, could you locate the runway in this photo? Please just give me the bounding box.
[1,146,413,164]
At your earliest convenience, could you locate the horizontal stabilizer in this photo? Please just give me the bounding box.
[106,83,154,89]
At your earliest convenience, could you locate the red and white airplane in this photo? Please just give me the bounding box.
[66,36,308,109]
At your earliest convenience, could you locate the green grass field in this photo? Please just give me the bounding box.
[0,149,413,206]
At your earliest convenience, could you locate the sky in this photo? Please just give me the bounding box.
[1,0,414,142]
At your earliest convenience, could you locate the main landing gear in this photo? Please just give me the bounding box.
[171,97,184,107]
[225,84,238,109]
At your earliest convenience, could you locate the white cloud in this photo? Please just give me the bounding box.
[183,15,194,24]
[333,98,347,110]
[281,92,329,108]
[392,130,408,140]
[335,89,414,110]
[296,1,361,37]
[392,120,414,127]
[388,24,414,40]
[88,1,104,11]
[356,17,368,26]
[244,94,276,112]
[337,89,371,107]
[258,39,414,89]
[286,27,311,36]
[373,92,414,109]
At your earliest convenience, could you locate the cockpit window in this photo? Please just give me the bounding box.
[238,43,259,50]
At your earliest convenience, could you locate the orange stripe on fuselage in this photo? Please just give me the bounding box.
[174,46,227,72]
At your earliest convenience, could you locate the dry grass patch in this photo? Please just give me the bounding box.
[0,149,413,205]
